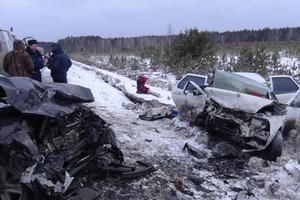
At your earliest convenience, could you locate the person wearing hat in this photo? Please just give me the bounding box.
[26,39,44,82]
[3,40,34,77]
[47,43,72,83]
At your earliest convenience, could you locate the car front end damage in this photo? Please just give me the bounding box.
[205,99,285,153]
[173,71,287,160]
[204,87,286,152]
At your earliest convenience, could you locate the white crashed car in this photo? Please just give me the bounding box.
[172,71,287,161]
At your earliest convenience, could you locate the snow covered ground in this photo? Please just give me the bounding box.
[42,60,300,200]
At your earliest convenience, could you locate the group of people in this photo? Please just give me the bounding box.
[3,39,72,83]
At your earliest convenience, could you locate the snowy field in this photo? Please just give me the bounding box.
[41,60,300,200]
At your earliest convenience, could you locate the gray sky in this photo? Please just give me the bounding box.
[1,0,299,42]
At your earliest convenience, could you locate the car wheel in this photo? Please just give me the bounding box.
[267,130,282,161]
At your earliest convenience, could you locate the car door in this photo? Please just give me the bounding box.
[283,91,300,133]
[172,74,208,121]
[270,75,300,104]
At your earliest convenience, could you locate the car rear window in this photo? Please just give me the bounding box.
[177,75,206,90]
[272,77,299,95]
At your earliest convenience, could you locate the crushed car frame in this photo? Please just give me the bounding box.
[0,77,155,200]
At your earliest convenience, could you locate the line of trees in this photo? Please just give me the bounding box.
[49,27,300,54]
[161,29,299,79]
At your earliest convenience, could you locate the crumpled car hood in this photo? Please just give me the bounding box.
[205,87,276,114]
[0,76,94,117]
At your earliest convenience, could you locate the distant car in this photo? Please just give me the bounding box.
[172,71,286,161]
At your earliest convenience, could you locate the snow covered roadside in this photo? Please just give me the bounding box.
[41,62,212,199]
[71,60,175,107]
[41,64,131,115]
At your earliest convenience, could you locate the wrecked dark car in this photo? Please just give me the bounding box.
[172,71,287,161]
[0,77,154,199]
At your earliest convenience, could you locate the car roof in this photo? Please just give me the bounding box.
[234,72,267,85]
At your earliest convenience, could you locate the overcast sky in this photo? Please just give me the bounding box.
[1,0,299,42]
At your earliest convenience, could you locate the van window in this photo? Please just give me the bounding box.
[0,43,2,52]
[272,77,299,95]
[177,75,206,90]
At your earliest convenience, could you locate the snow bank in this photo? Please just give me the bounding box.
[41,65,131,114]
[72,61,175,106]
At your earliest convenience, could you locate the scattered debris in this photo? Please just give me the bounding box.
[139,106,177,121]
[183,143,207,159]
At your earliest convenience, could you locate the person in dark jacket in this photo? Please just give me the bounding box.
[26,39,44,82]
[3,40,34,77]
[47,43,72,83]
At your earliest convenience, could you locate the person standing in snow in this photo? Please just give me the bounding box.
[3,40,34,77]
[137,75,149,94]
[136,75,160,97]
[26,39,44,81]
[47,43,72,83]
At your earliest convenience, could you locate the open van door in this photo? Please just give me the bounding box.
[0,28,15,75]
[270,75,300,104]
[172,74,208,121]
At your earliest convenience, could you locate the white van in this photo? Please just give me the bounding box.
[0,28,15,75]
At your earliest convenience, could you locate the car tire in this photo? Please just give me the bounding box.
[267,130,282,161]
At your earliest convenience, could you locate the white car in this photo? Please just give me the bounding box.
[172,71,287,161]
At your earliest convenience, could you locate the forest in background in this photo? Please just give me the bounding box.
[39,27,300,79]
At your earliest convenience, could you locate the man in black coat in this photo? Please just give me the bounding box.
[26,39,44,82]
[47,44,72,83]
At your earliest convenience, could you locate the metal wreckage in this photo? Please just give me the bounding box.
[0,77,155,200]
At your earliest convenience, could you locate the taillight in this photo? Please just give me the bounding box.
[249,91,265,97]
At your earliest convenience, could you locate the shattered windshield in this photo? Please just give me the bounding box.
[213,71,272,99]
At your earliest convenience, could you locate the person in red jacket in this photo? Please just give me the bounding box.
[136,75,149,94]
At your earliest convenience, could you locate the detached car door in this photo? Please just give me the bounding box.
[270,75,300,104]
[283,91,300,133]
[172,74,208,122]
